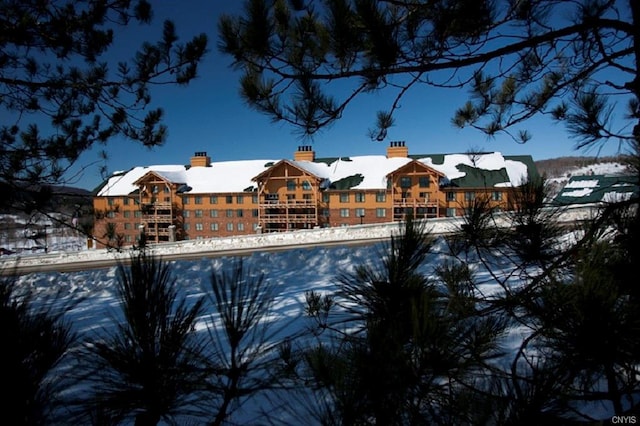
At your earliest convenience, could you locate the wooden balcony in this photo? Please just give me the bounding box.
[261,213,318,223]
[143,214,173,223]
[392,198,439,208]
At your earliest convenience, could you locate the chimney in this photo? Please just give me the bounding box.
[386,140,408,158]
[190,151,211,167]
[294,145,315,162]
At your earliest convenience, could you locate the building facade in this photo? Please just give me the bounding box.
[92,142,538,248]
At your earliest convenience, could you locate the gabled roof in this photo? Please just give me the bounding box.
[252,159,325,182]
[133,170,187,187]
[95,151,535,197]
[553,174,639,205]
[386,159,446,178]
[97,160,277,196]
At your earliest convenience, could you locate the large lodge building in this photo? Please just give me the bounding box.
[92,142,538,248]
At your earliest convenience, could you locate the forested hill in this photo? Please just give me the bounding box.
[534,155,629,179]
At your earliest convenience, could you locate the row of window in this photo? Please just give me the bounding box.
[184,209,259,218]
[184,194,261,205]
[184,222,259,232]
[107,190,504,210]
[399,176,432,188]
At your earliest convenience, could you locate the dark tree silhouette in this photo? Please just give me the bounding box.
[0,273,77,425]
[1,0,207,212]
[219,0,638,153]
[72,250,208,426]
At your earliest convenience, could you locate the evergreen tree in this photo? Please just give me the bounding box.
[1,0,207,212]
[294,217,508,424]
[219,0,638,153]
[71,250,208,425]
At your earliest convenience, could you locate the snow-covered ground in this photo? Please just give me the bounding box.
[5,201,623,424]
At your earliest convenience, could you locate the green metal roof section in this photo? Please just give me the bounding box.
[314,156,352,165]
[449,164,511,188]
[408,153,538,188]
[553,175,639,205]
[330,174,365,190]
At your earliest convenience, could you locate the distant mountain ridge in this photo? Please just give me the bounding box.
[534,155,629,179]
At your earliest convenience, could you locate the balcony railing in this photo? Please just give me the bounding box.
[261,214,318,223]
[143,214,173,222]
[392,198,439,207]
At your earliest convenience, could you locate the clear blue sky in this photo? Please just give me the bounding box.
[69,1,626,191]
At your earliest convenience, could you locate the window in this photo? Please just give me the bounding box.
[226,195,233,204]
[134,211,142,218]
[210,209,218,218]
[106,211,116,218]
[465,192,476,201]
[184,223,190,230]
[124,211,131,218]
[322,193,330,203]
[492,191,503,201]
[400,176,411,188]
[226,209,233,218]
[194,196,202,204]
[252,195,258,204]
[123,197,130,205]
[303,193,312,200]
[401,191,410,199]
[340,193,349,203]
[321,209,330,217]
[287,194,295,200]
[376,192,386,202]
[419,192,430,200]
[210,196,218,204]
[125,235,133,243]
[355,208,365,217]
[237,223,245,231]
[183,210,190,218]
[266,193,278,201]
[236,209,244,217]
[287,180,296,191]
[355,193,365,203]
[376,208,386,218]
[252,209,259,217]
[446,208,456,217]
[227,223,234,231]
[302,180,312,190]
[124,223,132,230]
[237,195,244,204]
[195,223,204,231]
[183,196,189,205]
[108,198,115,206]
[194,209,202,218]
[164,186,170,193]
[210,223,219,231]
[419,176,430,188]
[340,208,349,217]
[446,192,456,202]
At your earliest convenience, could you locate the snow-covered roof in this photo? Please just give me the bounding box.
[97,152,532,196]
[97,160,277,196]
[553,174,639,205]
[292,156,412,190]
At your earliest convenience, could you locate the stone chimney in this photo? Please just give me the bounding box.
[190,151,211,167]
[386,141,408,158]
[294,145,315,161]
